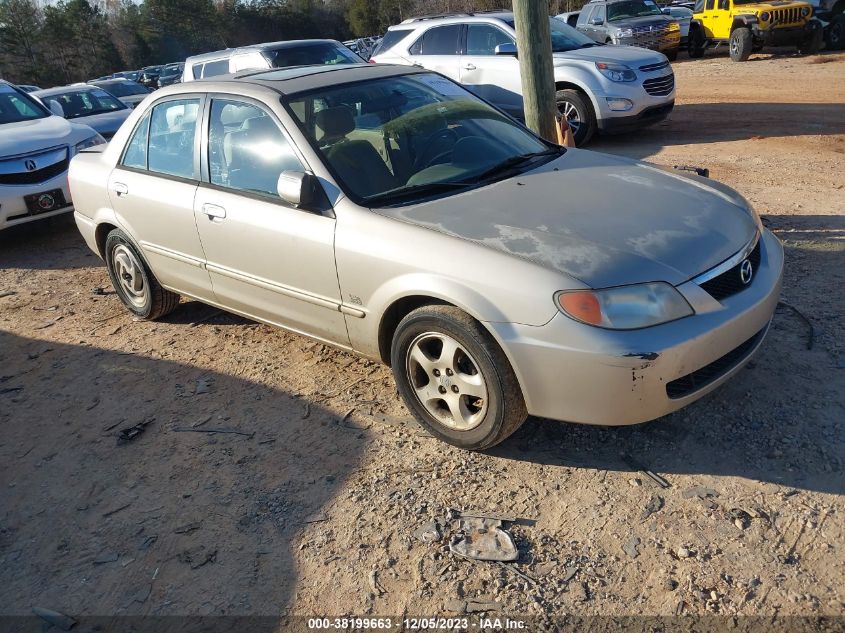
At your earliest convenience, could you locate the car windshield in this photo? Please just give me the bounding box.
[96,81,148,97]
[504,17,598,51]
[287,73,558,206]
[265,43,362,68]
[0,85,48,124]
[608,0,664,20]
[161,65,182,76]
[43,88,126,119]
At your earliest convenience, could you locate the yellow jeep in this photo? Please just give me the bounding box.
[689,0,823,60]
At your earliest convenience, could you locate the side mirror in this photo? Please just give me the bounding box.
[494,42,518,56]
[277,170,317,209]
[589,16,604,25]
[48,100,65,118]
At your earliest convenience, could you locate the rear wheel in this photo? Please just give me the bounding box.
[105,229,180,320]
[555,88,596,146]
[688,27,706,57]
[729,27,753,61]
[825,14,845,50]
[797,25,823,54]
[665,47,679,61]
[390,305,527,451]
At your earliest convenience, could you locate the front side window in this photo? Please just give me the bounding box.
[466,24,514,55]
[409,25,462,55]
[505,17,596,50]
[0,85,48,124]
[146,99,200,178]
[208,99,303,197]
[287,73,555,205]
[608,0,663,21]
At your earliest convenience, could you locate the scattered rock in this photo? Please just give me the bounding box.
[32,607,76,631]
[677,546,693,559]
[413,520,441,543]
[682,486,719,500]
[640,494,664,520]
[623,536,641,558]
[628,478,642,487]
[93,552,119,565]
[174,522,202,534]
[179,546,217,569]
[195,378,211,395]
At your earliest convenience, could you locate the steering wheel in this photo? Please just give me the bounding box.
[413,128,459,170]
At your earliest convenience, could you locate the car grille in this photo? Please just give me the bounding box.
[0,147,70,186]
[639,61,671,72]
[666,326,768,399]
[771,7,806,25]
[699,241,762,301]
[642,74,675,96]
[618,24,681,51]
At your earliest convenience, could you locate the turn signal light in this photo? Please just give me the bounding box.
[559,291,602,326]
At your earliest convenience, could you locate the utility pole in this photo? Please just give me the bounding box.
[512,0,558,142]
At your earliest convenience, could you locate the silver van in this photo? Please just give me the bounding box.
[181,40,363,83]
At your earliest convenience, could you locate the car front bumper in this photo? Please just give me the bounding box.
[598,100,674,133]
[487,228,784,426]
[752,20,819,45]
[0,172,74,230]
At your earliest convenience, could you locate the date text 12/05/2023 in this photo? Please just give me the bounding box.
[306,617,527,630]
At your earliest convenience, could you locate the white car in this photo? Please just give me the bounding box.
[370,10,676,145]
[0,81,105,230]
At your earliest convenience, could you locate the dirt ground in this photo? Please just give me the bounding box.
[1,50,844,628]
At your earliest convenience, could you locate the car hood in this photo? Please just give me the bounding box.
[0,116,95,157]
[379,150,759,289]
[119,94,148,107]
[555,44,667,65]
[70,109,131,137]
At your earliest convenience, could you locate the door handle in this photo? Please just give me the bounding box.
[113,182,129,196]
[202,203,226,220]
[464,63,477,70]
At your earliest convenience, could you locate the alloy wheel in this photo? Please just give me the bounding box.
[112,244,148,309]
[558,100,582,136]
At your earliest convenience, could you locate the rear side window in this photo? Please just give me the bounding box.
[202,59,230,78]
[373,29,414,55]
[126,99,200,179]
[192,64,202,79]
[409,25,462,55]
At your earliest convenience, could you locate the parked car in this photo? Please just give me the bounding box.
[576,0,682,59]
[556,10,582,26]
[1,81,104,230]
[688,0,821,61]
[182,40,363,82]
[662,5,694,43]
[68,65,783,449]
[88,78,151,109]
[139,66,163,89]
[114,71,143,82]
[32,85,132,140]
[369,11,676,145]
[16,84,41,93]
[157,63,184,88]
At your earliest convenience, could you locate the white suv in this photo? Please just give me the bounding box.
[370,11,675,144]
[1,81,104,230]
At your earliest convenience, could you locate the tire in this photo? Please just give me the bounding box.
[798,24,823,54]
[688,27,706,58]
[104,228,180,320]
[825,15,845,50]
[729,27,753,61]
[665,47,679,61]
[555,89,596,146]
[390,305,527,451]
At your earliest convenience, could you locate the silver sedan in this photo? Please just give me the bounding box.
[69,64,783,449]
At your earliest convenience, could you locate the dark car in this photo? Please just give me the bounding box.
[88,78,151,109]
[156,63,184,89]
[139,66,163,89]
[577,0,681,59]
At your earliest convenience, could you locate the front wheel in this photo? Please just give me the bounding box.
[825,15,845,50]
[665,47,679,61]
[105,229,180,320]
[390,305,527,450]
[797,25,823,54]
[729,27,753,61]
[555,88,597,146]
[688,27,706,57]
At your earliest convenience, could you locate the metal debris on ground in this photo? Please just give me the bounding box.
[195,378,211,394]
[172,427,255,439]
[682,486,720,499]
[640,494,665,521]
[32,607,76,631]
[622,454,670,488]
[449,517,518,562]
[368,569,386,596]
[445,598,499,614]
[174,522,202,534]
[776,301,815,350]
[0,290,17,299]
[117,418,154,445]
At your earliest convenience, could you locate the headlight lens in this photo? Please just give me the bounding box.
[759,11,770,20]
[617,28,634,38]
[74,134,107,153]
[595,62,637,82]
[557,282,694,329]
[801,6,810,16]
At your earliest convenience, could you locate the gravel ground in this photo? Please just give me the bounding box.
[1,51,843,626]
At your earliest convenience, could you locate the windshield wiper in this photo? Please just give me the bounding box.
[365,180,474,206]
[463,148,562,183]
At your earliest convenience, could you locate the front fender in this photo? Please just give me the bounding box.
[552,66,604,117]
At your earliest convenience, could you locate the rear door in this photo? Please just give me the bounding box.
[459,22,523,114]
[192,96,348,347]
[107,95,213,299]
[404,24,464,82]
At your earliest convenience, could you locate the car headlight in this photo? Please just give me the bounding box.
[759,11,770,20]
[595,62,637,82]
[617,28,634,38]
[801,6,810,16]
[74,134,107,153]
[556,282,694,329]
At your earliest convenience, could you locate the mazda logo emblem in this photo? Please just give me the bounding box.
[25,159,37,171]
[740,259,754,285]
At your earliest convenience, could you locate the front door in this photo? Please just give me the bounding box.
[193,97,348,347]
[459,23,523,115]
[108,96,213,299]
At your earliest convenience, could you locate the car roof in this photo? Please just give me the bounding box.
[392,11,514,28]
[186,39,345,64]
[170,63,425,97]
[33,85,103,97]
